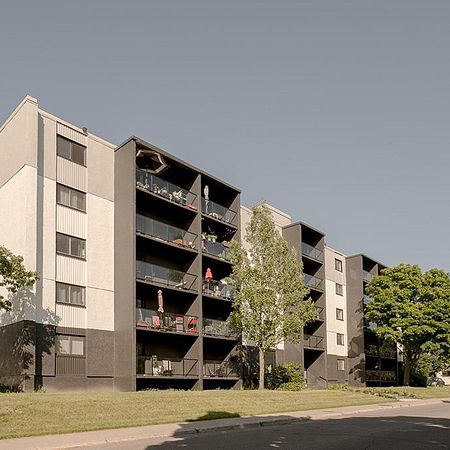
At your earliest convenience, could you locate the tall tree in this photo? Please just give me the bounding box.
[229,205,317,389]
[0,246,38,311]
[365,264,450,385]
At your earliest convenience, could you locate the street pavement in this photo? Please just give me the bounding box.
[84,401,450,450]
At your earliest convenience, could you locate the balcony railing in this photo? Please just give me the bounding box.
[201,198,238,227]
[203,318,237,338]
[365,369,397,382]
[363,270,374,282]
[136,215,197,250]
[304,274,324,291]
[136,260,197,291]
[363,294,373,305]
[202,239,231,261]
[137,356,198,377]
[136,308,198,334]
[203,360,240,378]
[304,334,324,349]
[136,169,197,210]
[301,242,324,262]
[315,306,325,321]
[202,279,234,301]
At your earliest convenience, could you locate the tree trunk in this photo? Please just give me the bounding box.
[259,347,265,390]
[403,351,411,386]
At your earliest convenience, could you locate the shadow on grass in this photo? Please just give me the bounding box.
[187,411,241,422]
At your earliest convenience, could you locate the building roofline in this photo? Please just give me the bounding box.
[283,219,325,237]
[117,136,241,193]
[347,253,388,268]
[0,95,37,134]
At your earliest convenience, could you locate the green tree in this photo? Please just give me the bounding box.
[228,205,317,389]
[365,264,450,386]
[0,246,38,311]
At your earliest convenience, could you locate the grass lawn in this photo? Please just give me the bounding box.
[1,387,449,440]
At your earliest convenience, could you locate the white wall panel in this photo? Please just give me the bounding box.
[56,254,86,286]
[56,303,86,328]
[86,288,114,331]
[57,156,87,192]
[57,123,87,146]
[56,205,86,239]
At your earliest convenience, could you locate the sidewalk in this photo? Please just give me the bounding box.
[1,398,448,450]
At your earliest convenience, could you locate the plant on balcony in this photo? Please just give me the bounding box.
[228,204,317,390]
[365,264,450,386]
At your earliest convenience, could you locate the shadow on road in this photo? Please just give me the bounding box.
[144,414,450,449]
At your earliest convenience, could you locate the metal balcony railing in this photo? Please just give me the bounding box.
[301,242,324,262]
[363,270,374,282]
[136,169,197,210]
[304,334,324,349]
[136,308,198,334]
[136,260,197,291]
[203,360,240,378]
[304,273,324,291]
[203,318,237,338]
[201,198,237,226]
[315,306,325,321]
[202,279,234,300]
[137,356,198,377]
[136,215,197,250]
[202,239,231,261]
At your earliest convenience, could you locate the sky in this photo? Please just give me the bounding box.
[1,1,449,271]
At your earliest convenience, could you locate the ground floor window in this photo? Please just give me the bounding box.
[337,359,345,371]
[56,334,85,356]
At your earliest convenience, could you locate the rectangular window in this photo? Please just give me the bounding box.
[56,233,86,259]
[57,184,86,212]
[335,258,343,272]
[336,282,343,296]
[337,333,344,346]
[336,308,344,321]
[56,282,85,306]
[337,359,345,371]
[57,135,86,166]
[56,335,85,356]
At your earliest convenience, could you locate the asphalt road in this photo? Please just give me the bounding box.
[83,402,450,450]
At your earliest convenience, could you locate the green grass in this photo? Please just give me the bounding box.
[1,387,449,440]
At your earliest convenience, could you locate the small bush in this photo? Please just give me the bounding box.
[265,363,304,390]
[328,383,350,391]
[0,384,21,393]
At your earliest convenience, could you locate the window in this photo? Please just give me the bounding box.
[56,335,85,356]
[57,135,86,166]
[56,233,86,259]
[335,258,343,272]
[337,333,344,346]
[57,184,86,212]
[335,282,343,296]
[336,308,344,321]
[56,282,85,306]
[337,359,345,371]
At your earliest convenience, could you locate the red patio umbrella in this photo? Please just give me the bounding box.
[157,289,164,313]
[205,267,213,293]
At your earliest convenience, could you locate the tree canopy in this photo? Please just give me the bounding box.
[0,246,38,311]
[228,205,317,389]
[365,264,450,385]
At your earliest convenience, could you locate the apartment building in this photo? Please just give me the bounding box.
[0,96,241,391]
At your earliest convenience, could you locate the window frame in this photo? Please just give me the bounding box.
[56,282,86,307]
[55,334,85,357]
[336,308,344,321]
[56,233,86,260]
[57,135,87,167]
[335,282,344,296]
[56,184,86,213]
[337,359,345,371]
[337,333,345,346]
[335,258,343,272]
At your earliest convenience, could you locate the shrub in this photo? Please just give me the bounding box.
[265,363,304,390]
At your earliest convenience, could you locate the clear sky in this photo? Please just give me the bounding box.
[1,1,449,271]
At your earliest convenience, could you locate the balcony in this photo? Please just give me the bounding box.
[202,279,234,301]
[136,260,197,292]
[203,318,238,339]
[136,169,197,211]
[136,308,198,335]
[202,239,231,262]
[363,270,374,283]
[301,242,323,263]
[315,306,325,321]
[137,356,198,377]
[136,215,197,251]
[363,294,373,305]
[201,198,237,227]
[203,360,240,378]
[304,334,324,350]
[304,274,324,291]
